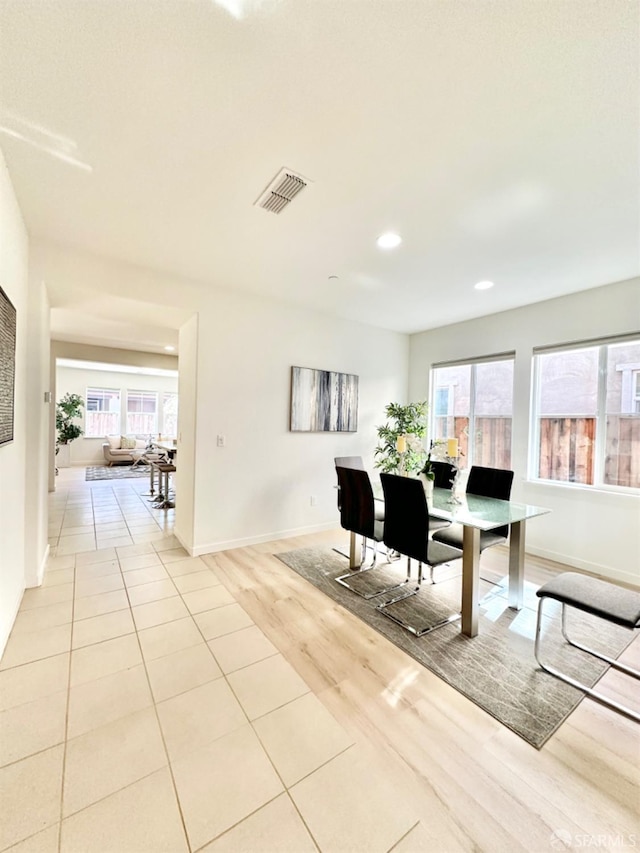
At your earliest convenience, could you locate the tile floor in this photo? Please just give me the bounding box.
[0,470,420,852]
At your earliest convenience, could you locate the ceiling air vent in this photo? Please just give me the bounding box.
[254,168,309,214]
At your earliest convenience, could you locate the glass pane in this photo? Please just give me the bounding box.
[473,360,513,468]
[474,361,514,416]
[538,348,598,415]
[86,412,119,437]
[538,417,595,484]
[604,340,640,487]
[86,388,119,417]
[127,413,157,435]
[536,348,598,484]
[431,365,470,455]
[163,393,178,438]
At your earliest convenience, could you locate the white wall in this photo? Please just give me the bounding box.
[409,277,640,585]
[24,276,51,586]
[185,290,407,554]
[174,314,198,552]
[0,150,50,656]
[55,363,178,466]
[32,242,408,555]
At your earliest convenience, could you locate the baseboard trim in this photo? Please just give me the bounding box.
[176,528,638,589]
[526,545,639,587]
[190,521,338,558]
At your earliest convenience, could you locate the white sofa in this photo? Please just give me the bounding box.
[102,436,147,466]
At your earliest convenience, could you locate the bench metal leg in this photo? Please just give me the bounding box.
[535,597,640,723]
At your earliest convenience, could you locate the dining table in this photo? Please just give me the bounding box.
[352,482,551,638]
[427,486,551,637]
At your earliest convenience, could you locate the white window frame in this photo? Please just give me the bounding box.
[529,334,640,492]
[430,352,515,469]
[85,387,121,437]
[126,390,158,437]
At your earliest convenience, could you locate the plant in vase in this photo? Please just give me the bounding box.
[374,401,428,476]
[55,393,85,468]
[418,439,447,497]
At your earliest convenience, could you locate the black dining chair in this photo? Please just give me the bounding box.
[334,455,384,558]
[422,460,456,534]
[377,473,463,635]
[432,465,514,555]
[334,467,408,599]
[429,460,457,489]
[334,456,365,511]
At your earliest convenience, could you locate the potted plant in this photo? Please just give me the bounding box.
[374,401,429,476]
[56,393,85,468]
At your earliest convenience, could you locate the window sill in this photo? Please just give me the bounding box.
[524,478,640,498]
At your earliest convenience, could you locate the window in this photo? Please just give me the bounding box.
[434,387,451,418]
[532,337,640,488]
[162,392,178,438]
[430,355,514,469]
[85,387,120,437]
[126,390,157,436]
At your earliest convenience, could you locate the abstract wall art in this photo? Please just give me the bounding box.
[290,366,358,432]
[0,285,16,447]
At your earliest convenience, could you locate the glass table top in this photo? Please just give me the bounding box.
[429,486,550,530]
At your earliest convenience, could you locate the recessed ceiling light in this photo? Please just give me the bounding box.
[376,232,402,250]
[474,280,494,291]
[164,345,176,352]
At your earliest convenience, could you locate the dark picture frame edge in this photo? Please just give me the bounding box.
[0,284,17,448]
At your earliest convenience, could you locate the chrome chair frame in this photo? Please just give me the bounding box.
[535,576,640,723]
[334,466,409,600]
[376,474,463,636]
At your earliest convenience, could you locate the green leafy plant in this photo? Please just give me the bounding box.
[374,401,429,476]
[421,439,446,480]
[56,393,85,446]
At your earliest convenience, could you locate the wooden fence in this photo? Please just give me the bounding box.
[433,416,511,469]
[435,414,639,487]
[538,417,595,484]
[604,415,640,488]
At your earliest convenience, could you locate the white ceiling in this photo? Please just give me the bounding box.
[1,0,638,350]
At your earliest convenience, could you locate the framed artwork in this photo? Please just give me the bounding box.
[290,366,358,432]
[0,285,16,447]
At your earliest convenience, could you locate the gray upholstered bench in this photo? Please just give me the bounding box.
[535,572,640,722]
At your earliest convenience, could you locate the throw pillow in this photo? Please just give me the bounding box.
[121,436,137,449]
[106,435,121,451]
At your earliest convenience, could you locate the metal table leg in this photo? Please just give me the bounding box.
[461,525,481,638]
[508,520,526,611]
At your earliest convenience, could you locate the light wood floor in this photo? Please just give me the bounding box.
[207,529,640,852]
[5,468,637,852]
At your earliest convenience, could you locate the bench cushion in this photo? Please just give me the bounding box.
[537,572,640,629]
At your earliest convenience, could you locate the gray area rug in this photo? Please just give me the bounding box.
[85,465,151,481]
[275,547,634,748]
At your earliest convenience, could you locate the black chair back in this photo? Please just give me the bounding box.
[429,461,456,489]
[335,456,366,509]
[466,466,514,538]
[334,456,365,509]
[336,466,380,541]
[334,456,365,470]
[380,473,430,564]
